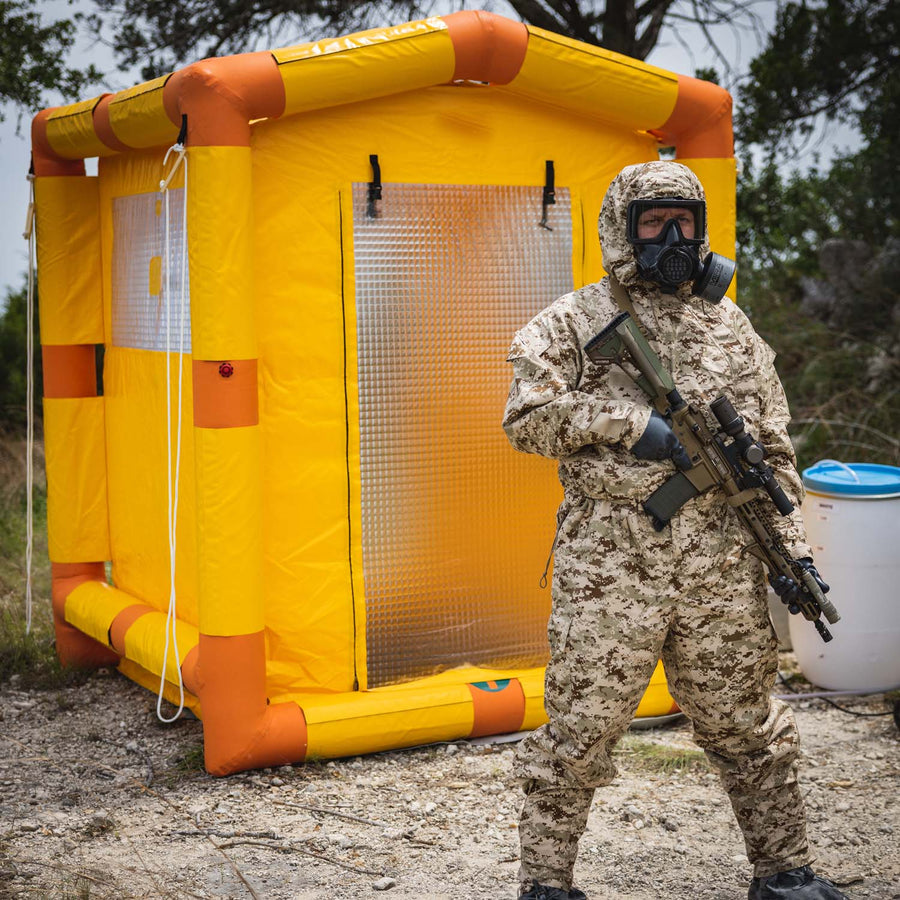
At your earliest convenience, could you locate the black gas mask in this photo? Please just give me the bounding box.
[626,198,736,302]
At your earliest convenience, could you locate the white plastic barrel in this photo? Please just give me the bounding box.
[790,460,900,691]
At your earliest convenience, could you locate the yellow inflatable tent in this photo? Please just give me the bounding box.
[32,11,735,775]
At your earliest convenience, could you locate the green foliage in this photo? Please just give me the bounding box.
[0,280,41,433]
[0,0,102,119]
[0,436,79,690]
[736,0,898,158]
[735,0,900,469]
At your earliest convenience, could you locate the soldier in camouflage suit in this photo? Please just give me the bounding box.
[502,162,847,900]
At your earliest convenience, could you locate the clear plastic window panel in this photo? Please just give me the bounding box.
[111,189,192,352]
[352,182,573,688]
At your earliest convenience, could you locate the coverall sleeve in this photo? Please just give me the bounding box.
[502,312,651,460]
[752,332,814,560]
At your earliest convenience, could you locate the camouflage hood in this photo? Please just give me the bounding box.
[598,161,711,300]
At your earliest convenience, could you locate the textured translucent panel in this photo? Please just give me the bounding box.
[353,182,572,688]
[111,189,192,352]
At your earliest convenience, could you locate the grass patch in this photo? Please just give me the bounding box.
[0,436,90,690]
[174,743,206,774]
[616,735,711,775]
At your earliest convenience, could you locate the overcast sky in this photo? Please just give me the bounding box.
[0,1,861,303]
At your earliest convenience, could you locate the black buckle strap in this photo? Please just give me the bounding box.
[367,154,382,218]
[540,160,556,230]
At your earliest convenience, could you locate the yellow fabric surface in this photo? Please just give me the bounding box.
[107,75,178,150]
[510,27,678,131]
[186,147,257,360]
[122,609,199,685]
[103,346,199,623]
[43,396,110,562]
[678,157,738,301]
[194,426,264,636]
[46,97,114,160]
[35,176,104,345]
[276,17,453,118]
[64,580,137,647]
[119,658,202,716]
[296,682,476,759]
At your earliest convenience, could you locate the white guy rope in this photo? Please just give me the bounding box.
[23,174,35,634]
[157,142,189,723]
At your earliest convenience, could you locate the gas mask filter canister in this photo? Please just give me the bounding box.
[625,198,736,303]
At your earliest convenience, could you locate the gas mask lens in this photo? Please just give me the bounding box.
[626,198,705,244]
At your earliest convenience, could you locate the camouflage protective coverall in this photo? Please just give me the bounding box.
[503,162,815,893]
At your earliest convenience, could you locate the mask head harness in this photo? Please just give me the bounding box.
[626,197,736,303]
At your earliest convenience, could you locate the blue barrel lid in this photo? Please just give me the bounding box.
[802,460,900,497]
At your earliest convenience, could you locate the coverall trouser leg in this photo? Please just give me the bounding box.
[515,499,810,892]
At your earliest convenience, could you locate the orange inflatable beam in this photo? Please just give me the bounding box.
[51,563,119,668]
[163,52,286,146]
[444,10,529,83]
[31,109,86,177]
[652,73,734,159]
[192,634,308,775]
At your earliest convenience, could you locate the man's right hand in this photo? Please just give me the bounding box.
[630,410,692,470]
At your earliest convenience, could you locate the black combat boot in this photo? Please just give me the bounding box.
[749,866,849,899]
[520,883,588,900]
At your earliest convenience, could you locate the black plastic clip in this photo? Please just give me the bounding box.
[367,154,382,218]
[540,160,556,230]
[176,114,188,147]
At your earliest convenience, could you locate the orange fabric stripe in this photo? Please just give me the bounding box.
[652,74,733,159]
[163,52,286,147]
[42,344,97,398]
[181,644,201,697]
[467,679,526,738]
[198,632,308,774]
[50,562,119,668]
[108,603,155,655]
[93,94,132,152]
[192,359,259,428]
[30,109,86,177]
[444,10,529,84]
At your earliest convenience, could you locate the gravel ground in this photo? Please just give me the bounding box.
[1,659,898,900]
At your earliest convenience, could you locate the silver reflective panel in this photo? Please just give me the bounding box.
[111,190,191,352]
[352,182,572,688]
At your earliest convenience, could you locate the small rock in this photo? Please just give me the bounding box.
[372,877,396,891]
[19,822,40,833]
[331,834,354,849]
[445,744,458,755]
[424,802,437,814]
[270,777,284,787]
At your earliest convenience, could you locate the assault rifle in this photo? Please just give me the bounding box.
[584,311,841,643]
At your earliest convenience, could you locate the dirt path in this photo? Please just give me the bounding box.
[1,662,898,899]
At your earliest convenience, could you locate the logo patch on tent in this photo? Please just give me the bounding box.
[471,679,511,693]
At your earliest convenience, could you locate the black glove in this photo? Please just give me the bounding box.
[769,558,830,615]
[631,410,692,471]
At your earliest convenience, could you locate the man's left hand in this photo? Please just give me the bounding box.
[769,558,830,615]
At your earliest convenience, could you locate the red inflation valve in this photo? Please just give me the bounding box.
[218,361,234,378]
